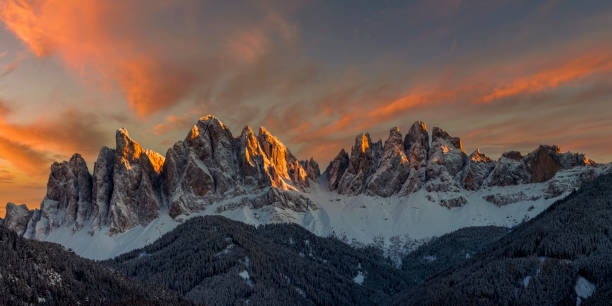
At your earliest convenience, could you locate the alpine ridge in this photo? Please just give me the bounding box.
[3,115,610,259]
[325,122,598,207]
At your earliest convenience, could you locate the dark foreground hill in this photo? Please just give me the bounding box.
[104,215,411,305]
[393,173,612,306]
[0,223,187,305]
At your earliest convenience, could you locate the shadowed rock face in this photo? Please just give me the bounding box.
[463,149,495,190]
[324,149,350,190]
[337,133,383,195]
[528,145,562,183]
[325,121,600,208]
[37,154,93,234]
[91,146,115,229]
[3,202,32,236]
[366,127,411,197]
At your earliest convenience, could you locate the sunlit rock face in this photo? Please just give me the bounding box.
[108,129,165,234]
[3,114,320,237]
[163,115,317,218]
[325,120,600,208]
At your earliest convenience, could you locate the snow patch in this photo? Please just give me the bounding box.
[353,271,365,285]
[575,276,596,306]
[423,255,437,262]
[523,276,531,288]
[239,270,254,287]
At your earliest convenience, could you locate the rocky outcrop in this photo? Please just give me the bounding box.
[3,129,167,237]
[2,115,603,240]
[486,145,595,188]
[5,116,320,237]
[424,127,467,193]
[463,149,495,190]
[325,121,600,209]
[3,203,32,236]
[337,133,383,195]
[525,145,594,183]
[300,158,321,181]
[485,152,531,187]
[163,115,318,218]
[366,127,411,196]
[107,129,165,234]
[35,154,93,235]
[398,121,430,194]
[324,149,349,190]
[91,146,115,229]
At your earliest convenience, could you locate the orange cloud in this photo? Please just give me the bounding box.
[0,0,199,116]
[0,135,51,176]
[0,166,16,183]
[152,114,197,136]
[482,51,612,103]
[0,0,301,117]
[0,101,108,179]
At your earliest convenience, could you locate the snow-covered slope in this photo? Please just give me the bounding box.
[3,115,609,260]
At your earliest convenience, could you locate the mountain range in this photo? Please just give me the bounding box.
[2,115,611,260]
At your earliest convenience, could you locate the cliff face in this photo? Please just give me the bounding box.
[325,120,598,207]
[5,115,319,237]
[163,115,316,218]
[2,115,602,239]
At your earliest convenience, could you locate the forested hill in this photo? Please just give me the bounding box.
[0,223,187,305]
[393,173,612,305]
[105,215,411,305]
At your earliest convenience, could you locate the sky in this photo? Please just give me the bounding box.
[1,0,612,216]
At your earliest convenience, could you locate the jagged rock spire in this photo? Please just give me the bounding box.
[163,115,317,218]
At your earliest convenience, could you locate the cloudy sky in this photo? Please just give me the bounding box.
[1,0,611,215]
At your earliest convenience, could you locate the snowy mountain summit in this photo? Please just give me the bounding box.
[3,115,609,259]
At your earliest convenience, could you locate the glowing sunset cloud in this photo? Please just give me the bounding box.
[482,52,612,103]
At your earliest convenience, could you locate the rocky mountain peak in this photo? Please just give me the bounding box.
[325,149,350,190]
[385,127,404,150]
[470,149,491,163]
[404,121,430,170]
[431,126,464,152]
[45,153,93,230]
[3,202,32,236]
[4,116,605,240]
[502,151,523,161]
[164,116,316,218]
[356,133,372,153]
[116,128,141,160]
